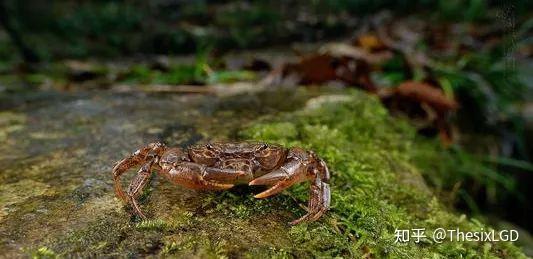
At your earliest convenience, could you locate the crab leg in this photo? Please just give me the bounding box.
[290,177,330,225]
[126,161,154,219]
[290,159,331,225]
[112,152,146,202]
[112,143,164,202]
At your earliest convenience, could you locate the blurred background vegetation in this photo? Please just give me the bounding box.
[0,0,529,60]
[0,0,532,239]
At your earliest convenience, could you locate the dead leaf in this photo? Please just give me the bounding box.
[281,53,376,91]
[379,81,459,144]
[380,81,458,114]
[283,54,339,84]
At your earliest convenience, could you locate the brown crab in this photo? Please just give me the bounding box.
[112,141,330,225]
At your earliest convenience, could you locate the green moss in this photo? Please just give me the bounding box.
[134,215,197,232]
[160,241,183,255]
[135,219,171,231]
[160,236,207,256]
[159,234,229,257]
[28,247,58,259]
[0,179,52,221]
[239,90,526,258]
[0,112,26,142]
[244,122,298,140]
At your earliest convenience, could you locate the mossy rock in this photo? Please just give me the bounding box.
[0,90,526,258]
[239,91,526,258]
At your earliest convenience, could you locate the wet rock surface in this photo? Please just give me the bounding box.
[0,90,312,257]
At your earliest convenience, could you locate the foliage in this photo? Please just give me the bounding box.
[119,63,256,86]
[433,52,526,128]
[215,2,282,48]
[413,141,520,212]
[1,0,528,61]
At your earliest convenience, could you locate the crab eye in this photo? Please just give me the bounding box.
[206,143,221,151]
[255,146,271,156]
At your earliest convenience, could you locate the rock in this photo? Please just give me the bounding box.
[0,89,526,257]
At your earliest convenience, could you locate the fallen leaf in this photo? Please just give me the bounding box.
[379,81,459,144]
[380,81,458,114]
[282,53,376,91]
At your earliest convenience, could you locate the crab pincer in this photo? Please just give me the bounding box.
[250,148,330,224]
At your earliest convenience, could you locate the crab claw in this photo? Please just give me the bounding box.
[250,153,331,225]
[252,181,290,199]
[249,159,307,198]
[249,168,288,186]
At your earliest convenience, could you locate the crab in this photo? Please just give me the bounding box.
[112,141,330,225]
